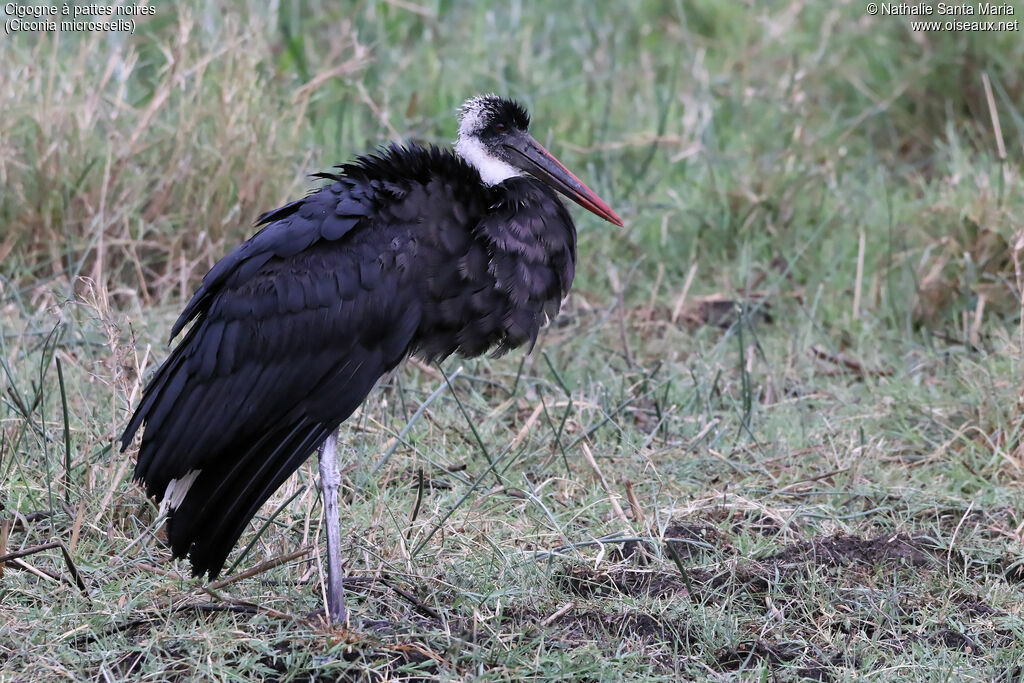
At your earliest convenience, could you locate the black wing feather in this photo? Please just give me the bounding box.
[122,171,422,578]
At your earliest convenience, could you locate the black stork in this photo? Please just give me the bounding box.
[120,94,623,624]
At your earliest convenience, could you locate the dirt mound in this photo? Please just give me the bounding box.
[762,532,937,568]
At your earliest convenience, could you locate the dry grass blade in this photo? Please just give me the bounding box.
[581,443,630,526]
[0,518,9,579]
[982,72,1007,161]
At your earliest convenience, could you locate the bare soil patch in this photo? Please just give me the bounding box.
[545,526,1021,678]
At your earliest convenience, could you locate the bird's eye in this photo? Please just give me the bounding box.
[493,122,507,133]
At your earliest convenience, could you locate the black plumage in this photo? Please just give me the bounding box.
[121,95,621,580]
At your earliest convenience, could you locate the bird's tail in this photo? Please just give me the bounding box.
[165,418,335,579]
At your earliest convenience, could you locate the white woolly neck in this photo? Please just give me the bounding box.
[454,135,523,186]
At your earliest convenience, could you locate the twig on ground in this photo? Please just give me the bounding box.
[201,586,302,622]
[622,480,647,525]
[386,582,440,619]
[809,345,893,378]
[541,601,575,626]
[11,558,60,583]
[0,540,88,592]
[208,546,314,591]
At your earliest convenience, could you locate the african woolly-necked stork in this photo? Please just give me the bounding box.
[121,94,623,623]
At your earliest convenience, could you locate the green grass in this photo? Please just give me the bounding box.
[3,1,1024,679]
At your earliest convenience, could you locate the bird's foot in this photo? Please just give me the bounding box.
[307,606,349,629]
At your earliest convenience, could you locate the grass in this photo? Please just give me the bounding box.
[3,0,1024,679]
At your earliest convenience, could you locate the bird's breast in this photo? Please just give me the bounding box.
[412,182,576,362]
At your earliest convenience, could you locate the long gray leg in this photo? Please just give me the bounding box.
[318,430,347,625]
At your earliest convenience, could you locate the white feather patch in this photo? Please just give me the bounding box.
[160,469,201,516]
[454,135,522,186]
[457,93,497,136]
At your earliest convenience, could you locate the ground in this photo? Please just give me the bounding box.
[2,1,1024,680]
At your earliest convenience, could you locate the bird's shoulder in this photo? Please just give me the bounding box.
[336,143,481,190]
[329,143,494,227]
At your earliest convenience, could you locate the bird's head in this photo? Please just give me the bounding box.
[456,94,623,227]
